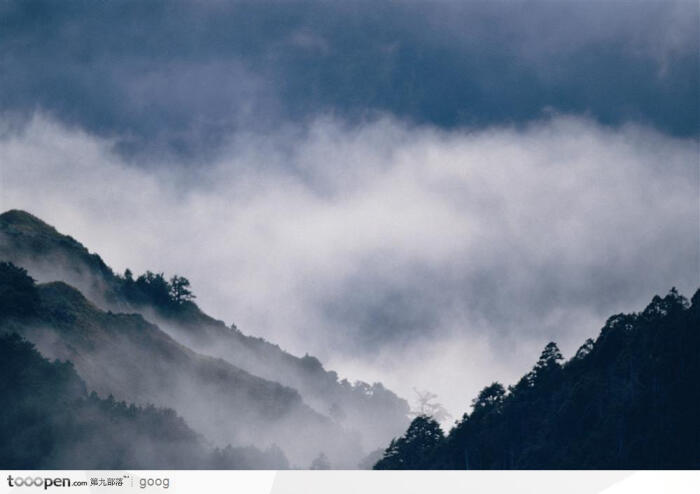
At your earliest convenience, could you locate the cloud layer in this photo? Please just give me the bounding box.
[1,0,697,160]
[1,114,696,415]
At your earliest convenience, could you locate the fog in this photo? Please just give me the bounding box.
[1,113,696,417]
[10,289,366,468]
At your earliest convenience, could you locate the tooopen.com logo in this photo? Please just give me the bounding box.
[6,475,87,489]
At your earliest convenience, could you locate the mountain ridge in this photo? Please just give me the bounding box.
[374,287,700,469]
[0,209,409,466]
[0,331,289,469]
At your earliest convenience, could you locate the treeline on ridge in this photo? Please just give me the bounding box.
[0,262,288,469]
[375,288,700,469]
[117,269,195,312]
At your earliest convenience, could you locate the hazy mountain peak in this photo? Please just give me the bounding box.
[0,209,64,239]
[0,209,115,285]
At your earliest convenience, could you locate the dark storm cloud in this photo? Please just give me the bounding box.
[1,0,698,159]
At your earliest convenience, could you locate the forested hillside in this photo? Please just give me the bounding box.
[0,261,360,467]
[3,208,697,469]
[375,288,700,469]
[0,209,409,454]
[0,332,288,469]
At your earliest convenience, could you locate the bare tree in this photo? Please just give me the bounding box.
[410,388,451,422]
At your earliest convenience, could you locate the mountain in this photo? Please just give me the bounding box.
[374,288,700,469]
[142,296,410,452]
[0,332,288,469]
[0,209,409,467]
[0,261,362,467]
[0,209,119,302]
[0,209,409,451]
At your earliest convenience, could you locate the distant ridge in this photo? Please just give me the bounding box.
[0,209,410,466]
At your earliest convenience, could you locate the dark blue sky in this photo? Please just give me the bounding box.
[2,0,698,160]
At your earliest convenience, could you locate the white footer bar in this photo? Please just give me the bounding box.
[2,470,698,494]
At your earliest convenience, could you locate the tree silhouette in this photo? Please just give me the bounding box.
[374,415,444,469]
[169,275,195,304]
[0,262,39,318]
[471,382,506,412]
[374,288,700,469]
[118,270,196,310]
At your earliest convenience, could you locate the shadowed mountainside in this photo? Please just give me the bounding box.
[0,261,363,467]
[0,332,289,469]
[0,209,410,455]
[374,288,700,469]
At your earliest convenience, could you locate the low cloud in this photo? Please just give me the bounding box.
[1,114,697,416]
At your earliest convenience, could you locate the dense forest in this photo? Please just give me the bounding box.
[375,288,700,469]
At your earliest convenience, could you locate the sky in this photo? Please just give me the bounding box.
[1,0,699,418]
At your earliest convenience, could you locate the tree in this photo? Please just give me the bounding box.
[471,382,506,412]
[374,415,444,469]
[134,271,171,307]
[573,338,594,360]
[169,275,195,304]
[0,262,39,318]
[119,270,196,309]
[536,342,563,370]
[515,341,564,390]
[410,389,451,422]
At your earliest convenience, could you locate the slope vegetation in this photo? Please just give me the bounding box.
[375,288,700,469]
